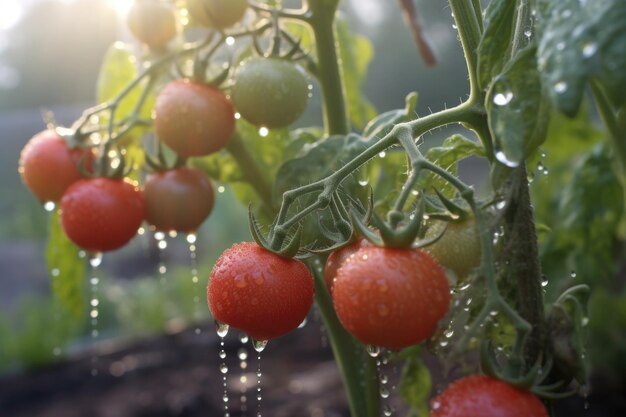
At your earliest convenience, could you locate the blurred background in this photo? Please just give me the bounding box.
[0,1,502,416]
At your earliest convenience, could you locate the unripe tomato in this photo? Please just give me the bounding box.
[19,130,93,203]
[143,167,214,233]
[231,57,310,129]
[154,80,235,158]
[127,0,177,48]
[187,0,248,29]
[60,178,145,252]
[332,246,450,350]
[430,375,549,417]
[425,218,481,279]
[208,242,315,341]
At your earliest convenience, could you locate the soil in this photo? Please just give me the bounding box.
[0,322,624,417]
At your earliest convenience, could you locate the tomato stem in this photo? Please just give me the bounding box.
[449,0,483,104]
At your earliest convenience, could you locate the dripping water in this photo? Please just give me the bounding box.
[88,252,103,377]
[216,322,230,417]
[252,339,267,417]
[239,333,249,414]
[186,233,202,334]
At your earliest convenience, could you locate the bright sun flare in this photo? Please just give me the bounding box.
[105,0,134,17]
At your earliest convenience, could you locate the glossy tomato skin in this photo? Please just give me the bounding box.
[155,80,235,158]
[208,242,315,341]
[187,0,248,29]
[127,0,177,48]
[430,375,549,417]
[332,246,450,350]
[60,178,144,252]
[19,130,93,203]
[425,218,481,279]
[144,167,214,233]
[324,238,371,293]
[232,57,309,129]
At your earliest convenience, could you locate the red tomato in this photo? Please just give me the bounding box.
[154,80,235,158]
[60,178,144,252]
[332,246,450,350]
[430,375,549,417]
[19,130,93,203]
[324,238,371,293]
[143,167,214,233]
[207,242,315,341]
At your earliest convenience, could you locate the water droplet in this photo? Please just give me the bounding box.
[43,201,56,212]
[432,400,442,410]
[541,279,549,287]
[216,322,230,338]
[226,36,235,46]
[524,29,532,38]
[298,317,307,329]
[581,317,589,327]
[239,333,249,344]
[554,81,568,94]
[89,252,103,268]
[582,42,598,58]
[496,200,507,210]
[445,329,455,338]
[380,386,390,398]
[378,151,386,158]
[383,404,394,416]
[186,233,197,244]
[238,349,248,361]
[220,363,229,374]
[258,127,269,137]
[253,339,268,353]
[570,271,577,279]
[493,91,513,106]
[219,350,227,359]
[218,185,226,193]
[380,374,389,384]
[358,179,369,187]
[495,150,520,168]
[366,345,381,358]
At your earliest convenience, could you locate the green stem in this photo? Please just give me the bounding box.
[225,133,276,216]
[306,258,379,417]
[449,0,483,103]
[308,2,349,135]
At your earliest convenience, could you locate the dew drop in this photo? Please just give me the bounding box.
[582,42,598,58]
[253,339,268,353]
[358,179,369,187]
[258,127,269,137]
[570,271,577,279]
[216,322,230,338]
[225,36,235,46]
[493,91,513,106]
[378,151,386,158]
[496,200,507,210]
[495,150,520,168]
[366,345,381,358]
[554,81,568,94]
[43,201,56,212]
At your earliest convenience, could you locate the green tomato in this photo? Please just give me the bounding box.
[425,218,481,280]
[231,57,310,129]
[187,0,248,29]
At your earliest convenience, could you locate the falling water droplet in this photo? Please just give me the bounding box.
[216,322,230,338]
[187,233,202,334]
[89,252,103,268]
[89,257,102,377]
[252,339,268,353]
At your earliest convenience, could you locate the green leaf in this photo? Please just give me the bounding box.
[336,18,377,130]
[399,348,432,417]
[537,0,626,116]
[540,144,624,298]
[477,0,518,90]
[487,46,550,167]
[417,134,485,196]
[363,92,419,140]
[45,211,86,319]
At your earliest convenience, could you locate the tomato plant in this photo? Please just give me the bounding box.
[231,57,310,128]
[430,375,549,417]
[60,178,144,252]
[143,167,214,233]
[19,130,92,203]
[207,242,314,341]
[332,246,450,350]
[27,0,626,416]
[126,0,177,49]
[154,80,235,158]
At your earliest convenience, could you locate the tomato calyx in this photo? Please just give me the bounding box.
[144,142,187,173]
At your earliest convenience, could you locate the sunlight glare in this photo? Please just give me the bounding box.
[0,0,23,30]
[106,0,134,17]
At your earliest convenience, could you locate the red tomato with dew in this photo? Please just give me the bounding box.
[332,246,450,350]
[60,178,144,252]
[208,242,315,341]
[430,375,549,417]
[19,130,93,203]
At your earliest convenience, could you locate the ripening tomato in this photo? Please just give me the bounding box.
[60,178,144,252]
[187,0,248,29]
[430,375,549,417]
[127,0,177,48]
[143,167,214,233]
[425,218,481,279]
[208,242,315,341]
[231,57,310,129]
[154,80,235,158]
[19,130,93,203]
[332,246,450,350]
[324,238,371,293]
